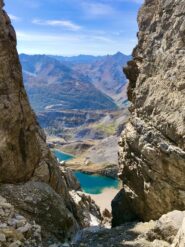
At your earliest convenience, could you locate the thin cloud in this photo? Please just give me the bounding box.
[32,19,82,31]
[16,31,113,43]
[92,36,113,42]
[16,30,136,56]
[131,0,143,4]
[9,14,21,21]
[99,0,143,3]
[16,31,80,42]
[82,2,115,17]
[7,0,141,55]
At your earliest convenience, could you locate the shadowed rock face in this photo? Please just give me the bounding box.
[0,0,74,199]
[0,0,50,184]
[113,0,185,225]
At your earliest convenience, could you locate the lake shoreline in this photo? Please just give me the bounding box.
[53,149,120,212]
[86,187,119,212]
[75,171,119,194]
[71,167,118,180]
[53,148,118,179]
[52,149,74,162]
[52,148,75,158]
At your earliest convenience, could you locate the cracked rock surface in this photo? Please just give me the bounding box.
[112,0,185,225]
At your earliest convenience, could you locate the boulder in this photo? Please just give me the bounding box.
[0,182,78,243]
[172,217,185,247]
[69,190,102,228]
[147,211,185,243]
[0,196,42,247]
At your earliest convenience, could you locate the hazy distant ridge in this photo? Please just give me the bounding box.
[20,52,130,112]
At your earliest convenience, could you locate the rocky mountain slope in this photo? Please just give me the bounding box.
[20,54,117,112]
[62,52,131,106]
[19,52,130,179]
[38,109,128,140]
[51,53,130,90]
[112,0,185,226]
[0,2,101,246]
[42,109,128,178]
[20,52,130,113]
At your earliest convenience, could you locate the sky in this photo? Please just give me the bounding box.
[5,0,143,56]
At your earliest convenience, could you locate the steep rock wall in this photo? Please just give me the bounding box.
[0,0,79,233]
[112,0,185,226]
[0,1,101,244]
[0,0,63,189]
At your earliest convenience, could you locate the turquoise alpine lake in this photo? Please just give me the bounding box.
[54,149,119,194]
[75,172,119,194]
[53,149,74,161]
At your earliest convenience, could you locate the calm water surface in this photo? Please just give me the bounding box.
[53,149,74,161]
[75,171,119,194]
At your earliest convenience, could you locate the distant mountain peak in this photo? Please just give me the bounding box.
[113,52,130,58]
[115,51,124,56]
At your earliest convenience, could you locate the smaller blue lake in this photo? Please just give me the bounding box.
[53,149,74,161]
[53,149,119,194]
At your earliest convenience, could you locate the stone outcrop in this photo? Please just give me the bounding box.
[0,0,67,194]
[0,1,101,245]
[147,210,185,244]
[73,211,185,247]
[0,182,78,243]
[0,196,42,247]
[113,0,185,225]
[172,217,185,247]
[69,191,102,228]
[0,180,101,245]
[61,167,81,191]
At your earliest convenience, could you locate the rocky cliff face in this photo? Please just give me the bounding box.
[0,0,62,188]
[113,0,185,226]
[0,1,101,245]
[0,0,73,201]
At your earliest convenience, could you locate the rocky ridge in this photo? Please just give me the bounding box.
[20,52,129,112]
[20,54,118,112]
[112,0,185,226]
[0,1,101,246]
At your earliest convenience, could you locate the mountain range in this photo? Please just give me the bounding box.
[20,52,131,112]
